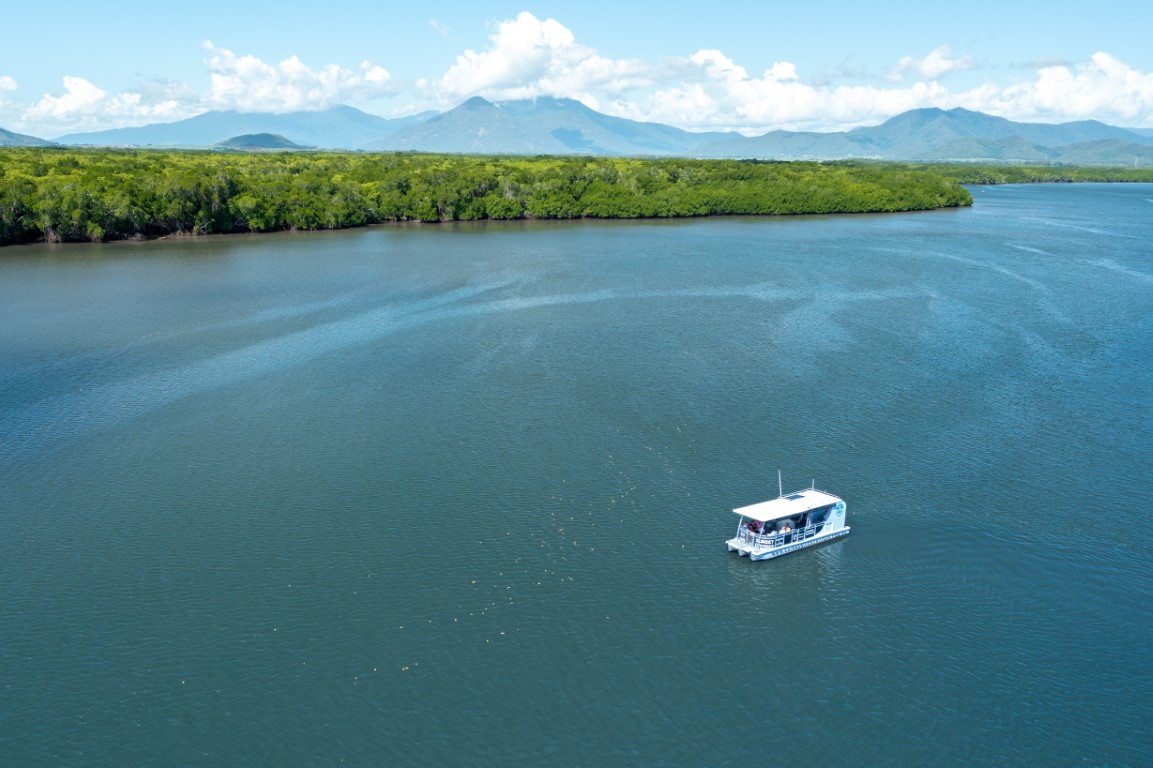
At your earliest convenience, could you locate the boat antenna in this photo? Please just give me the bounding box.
[778,470,783,498]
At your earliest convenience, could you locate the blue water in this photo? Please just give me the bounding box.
[2,184,1151,766]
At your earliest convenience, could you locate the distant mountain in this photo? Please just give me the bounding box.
[851,108,1153,156]
[56,106,429,149]
[919,135,1053,163]
[696,107,1153,164]
[370,96,735,155]
[1,126,54,147]
[42,100,1153,165]
[700,129,865,159]
[1051,139,1153,166]
[216,133,307,150]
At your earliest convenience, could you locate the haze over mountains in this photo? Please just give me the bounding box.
[4,98,1153,165]
[364,96,733,156]
[52,106,429,151]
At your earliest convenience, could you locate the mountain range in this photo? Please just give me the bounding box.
[0,126,54,147]
[702,106,1153,163]
[3,99,1152,165]
[52,105,428,149]
[366,96,732,155]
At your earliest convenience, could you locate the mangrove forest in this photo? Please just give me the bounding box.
[0,149,975,246]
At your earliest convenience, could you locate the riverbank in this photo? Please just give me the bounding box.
[922,162,1153,185]
[0,149,972,246]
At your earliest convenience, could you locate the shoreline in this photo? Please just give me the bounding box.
[5,175,1152,251]
[0,203,976,251]
[0,149,974,247]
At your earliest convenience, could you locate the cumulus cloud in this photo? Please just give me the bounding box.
[420,14,1153,132]
[7,15,1153,139]
[204,42,394,112]
[982,52,1153,124]
[889,46,976,82]
[587,46,1152,133]
[599,49,950,133]
[425,15,976,132]
[6,44,401,136]
[436,11,652,104]
[22,76,191,133]
[10,40,401,135]
[26,76,107,119]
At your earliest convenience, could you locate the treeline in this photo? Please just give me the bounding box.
[0,149,973,246]
[924,163,1153,185]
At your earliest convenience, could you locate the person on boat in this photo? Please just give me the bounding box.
[746,520,760,535]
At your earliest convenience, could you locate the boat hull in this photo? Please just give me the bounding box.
[727,526,850,561]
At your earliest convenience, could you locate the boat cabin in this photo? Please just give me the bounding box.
[726,487,849,561]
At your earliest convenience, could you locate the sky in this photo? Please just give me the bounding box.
[3,1,1152,139]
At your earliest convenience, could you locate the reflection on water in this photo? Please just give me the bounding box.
[1,185,1151,766]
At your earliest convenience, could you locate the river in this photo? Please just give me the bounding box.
[2,184,1151,766]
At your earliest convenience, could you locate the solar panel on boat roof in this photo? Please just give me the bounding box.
[786,493,805,500]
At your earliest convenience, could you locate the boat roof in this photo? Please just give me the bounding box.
[733,489,843,523]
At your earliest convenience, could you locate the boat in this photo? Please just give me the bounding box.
[726,484,849,561]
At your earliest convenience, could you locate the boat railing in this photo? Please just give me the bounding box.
[738,522,826,548]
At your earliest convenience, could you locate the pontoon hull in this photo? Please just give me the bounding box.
[727,526,850,561]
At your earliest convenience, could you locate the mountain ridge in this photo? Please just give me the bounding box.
[6,101,1150,165]
[0,126,55,148]
[369,96,733,155]
[55,105,428,150]
[700,107,1153,162]
[216,133,308,150]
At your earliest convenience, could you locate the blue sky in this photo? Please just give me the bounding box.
[3,1,1152,138]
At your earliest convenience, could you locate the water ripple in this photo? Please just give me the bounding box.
[1,281,928,464]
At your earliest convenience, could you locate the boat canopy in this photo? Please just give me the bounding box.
[733,490,842,523]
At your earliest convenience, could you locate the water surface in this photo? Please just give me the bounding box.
[2,185,1151,766]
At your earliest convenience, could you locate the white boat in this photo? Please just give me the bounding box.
[726,485,849,561]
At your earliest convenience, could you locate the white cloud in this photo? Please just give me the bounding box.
[598,49,951,133]
[204,42,395,112]
[979,52,1153,124]
[890,46,976,82]
[22,76,191,134]
[436,12,652,104]
[425,16,982,132]
[27,76,107,119]
[768,62,799,82]
[7,15,1153,139]
[578,45,1153,133]
[10,41,401,135]
[361,62,391,86]
[420,15,1153,132]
